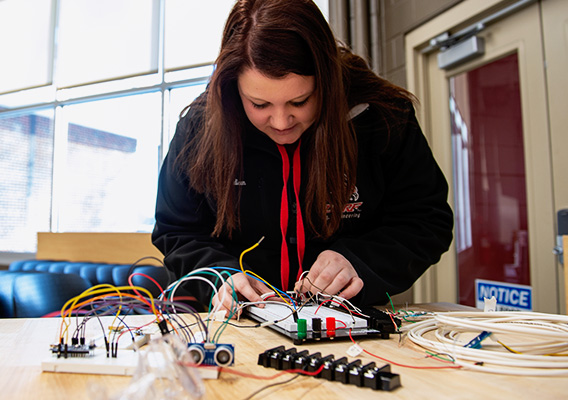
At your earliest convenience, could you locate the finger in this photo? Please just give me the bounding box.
[237,279,265,303]
[294,279,307,293]
[295,267,333,295]
[212,285,235,314]
[313,272,347,296]
[216,282,238,306]
[303,250,347,293]
[249,279,275,306]
[336,276,364,300]
[248,276,273,294]
[308,266,343,295]
[294,273,319,294]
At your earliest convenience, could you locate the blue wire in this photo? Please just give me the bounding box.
[162,266,297,309]
[210,267,297,309]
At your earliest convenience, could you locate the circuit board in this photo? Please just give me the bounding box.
[245,302,399,344]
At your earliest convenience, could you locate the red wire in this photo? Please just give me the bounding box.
[170,295,199,303]
[128,272,165,296]
[116,319,157,341]
[347,329,461,370]
[336,320,347,328]
[286,364,325,376]
[218,364,325,380]
[386,312,402,332]
[127,272,166,310]
[315,301,459,370]
[314,298,364,317]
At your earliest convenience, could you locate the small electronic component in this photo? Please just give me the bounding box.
[464,331,492,349]
[187,343,235,367]
[258,346,401,391]
[108,325,124,333]
[50,342,96,358]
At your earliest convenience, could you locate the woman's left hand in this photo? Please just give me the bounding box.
[293,250,364,299]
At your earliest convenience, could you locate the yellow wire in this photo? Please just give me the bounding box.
[238,237,292,306]
[59,284,121,341]
[497,340,568,356]
[59,284,160,342]
[498,340,522,354]
[238,237,264,273]
[67,291,181,337]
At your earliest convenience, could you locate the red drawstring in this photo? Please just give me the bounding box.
[278,145,291,290]
[277,142,305,290]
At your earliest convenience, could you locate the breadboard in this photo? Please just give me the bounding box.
[42,347,219,379]
[245,303,379,342]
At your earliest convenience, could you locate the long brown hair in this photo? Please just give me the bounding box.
[179,0,413,239]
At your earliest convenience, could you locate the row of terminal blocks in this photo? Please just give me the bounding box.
[258,345,401,391]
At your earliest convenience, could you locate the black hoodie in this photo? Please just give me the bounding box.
[152,98,453,307]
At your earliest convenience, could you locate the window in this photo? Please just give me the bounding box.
[57,0,159,87]
[55,94,162,233]
[0,109,54,253]
[165,0,236,70]
[0,0,329,255]
[0,0,55,93]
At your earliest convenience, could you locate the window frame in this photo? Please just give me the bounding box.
[0,0,330,261]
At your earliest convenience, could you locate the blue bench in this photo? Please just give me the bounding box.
[0,260,174,318]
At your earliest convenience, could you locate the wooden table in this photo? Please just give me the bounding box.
[1,303,566,400]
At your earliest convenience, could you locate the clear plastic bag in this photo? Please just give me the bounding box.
[89,334,205,400]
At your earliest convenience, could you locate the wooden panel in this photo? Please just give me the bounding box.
[3,305,568,399]
[36,232,163,266]
[565,235,568,314]
[542,0,568,229]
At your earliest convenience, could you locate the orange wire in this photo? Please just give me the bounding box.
[58,292,173,340]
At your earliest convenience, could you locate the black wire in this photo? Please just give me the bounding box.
[161,299,209,337]
[126,256,168,281]
[241,374,300,400]
[225,321,261,328]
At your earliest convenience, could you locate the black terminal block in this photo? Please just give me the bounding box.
[292,350,318,370]
[318,304,401,340]
[362,307,402,339]
[282,349,309,370]
[321,356,347,381]
[258,346,401,391]
[258,345,285,368]
[308,354,334,376]
[272,347,297,370]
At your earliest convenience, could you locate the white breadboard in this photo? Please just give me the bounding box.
[245,303,376,340]
[42,346,219,379]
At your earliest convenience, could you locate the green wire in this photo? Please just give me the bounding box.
[425,351,456,363]
[201,270,238,344]
[385,293,423,323]
[185,270,235,341]
[386,292,396,313]
[212,273,238,343]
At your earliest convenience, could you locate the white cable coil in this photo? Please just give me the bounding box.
[404,311,568,376]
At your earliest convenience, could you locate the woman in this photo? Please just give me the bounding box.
[152,0,453,313]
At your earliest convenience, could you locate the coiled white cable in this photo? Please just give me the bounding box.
[403,311,568,376]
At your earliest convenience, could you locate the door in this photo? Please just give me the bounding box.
[450,53,530,308]
[406,0,567,313]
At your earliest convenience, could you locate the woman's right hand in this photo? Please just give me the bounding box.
[211,272,271,318]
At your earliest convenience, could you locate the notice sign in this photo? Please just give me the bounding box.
[475,279,532,311]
